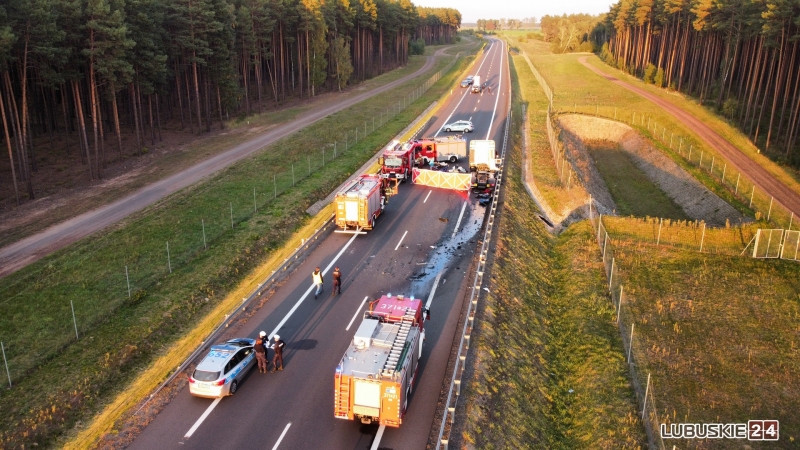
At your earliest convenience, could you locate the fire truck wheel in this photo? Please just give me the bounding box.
[449,155,457,163]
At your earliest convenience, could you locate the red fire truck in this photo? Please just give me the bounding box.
[334,294,428,427]
[379,140,415,182]
[334,174,386,233]
[408,136,467,165]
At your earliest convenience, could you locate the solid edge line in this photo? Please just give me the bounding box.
[370,424,387,450]
[269,231,360,338]
[346,296,370,331]
[395,230,409,251]
[451,201,469,239]
[183,397,221,440]
[271,423,292,450]
[486,38,504,140]
[425,272,444,310]
[423,190,432,203]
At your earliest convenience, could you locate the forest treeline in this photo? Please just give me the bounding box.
[597,0,800,167]
[0,0,460,206]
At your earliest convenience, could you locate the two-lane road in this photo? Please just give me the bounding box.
[127,38,510,450]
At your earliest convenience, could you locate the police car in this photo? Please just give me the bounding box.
[189,338,257,398]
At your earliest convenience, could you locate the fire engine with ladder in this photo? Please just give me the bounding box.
[334,294,428,427]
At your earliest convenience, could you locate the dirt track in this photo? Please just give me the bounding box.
[0,50,447,278]
[579,56,800,219]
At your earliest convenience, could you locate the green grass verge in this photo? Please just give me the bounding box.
[505,32,800,228]
[460,90,646,449]
[612,239,800,448]
[588,141,690,220]
[0,49,476,448]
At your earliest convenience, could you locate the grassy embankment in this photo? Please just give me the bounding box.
[458,51,647,449]
[508,35,800,227]
[0,44,478,448]
[611,240,800,449]
[504,34,800,447]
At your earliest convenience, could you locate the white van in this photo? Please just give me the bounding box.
[471,75,481,93]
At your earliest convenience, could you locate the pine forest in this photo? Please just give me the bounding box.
[598,0,800,168]
[0,0,460,206]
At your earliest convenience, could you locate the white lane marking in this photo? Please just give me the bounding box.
[426,272,444,310]
[394,230,408,251]
[486,39,505,140]
[451,201,469,239]
[435,45,495,137]
[346,296,370,331]
[272,423,292,450]
[183,233,358,438]
[184,398,221,440]
[423,190,432,203]
[268,232,359,337]
[370,425,387,450]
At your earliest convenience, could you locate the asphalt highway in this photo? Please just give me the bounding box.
[127,38,510,450]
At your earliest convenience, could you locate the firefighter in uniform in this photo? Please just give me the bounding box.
[332,267,342,296]
[271,335,285,371]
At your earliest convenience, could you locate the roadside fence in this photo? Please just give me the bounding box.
[589,206,667,450]
[559,104,798,231]
[0,59,462,388]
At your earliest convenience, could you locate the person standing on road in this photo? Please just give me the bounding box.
[258,331,270,369]
[271,335,285,371]
[312,267,323,299]
[254,337,268,373]
[332,267,342,296]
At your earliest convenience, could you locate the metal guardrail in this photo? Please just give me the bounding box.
[134,213,336,415]
[435,106,512,449]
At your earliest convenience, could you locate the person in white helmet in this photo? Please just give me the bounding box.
[256,331,269,372]
[270,335,285,371]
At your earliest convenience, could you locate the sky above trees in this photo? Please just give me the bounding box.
[414,0,611,23]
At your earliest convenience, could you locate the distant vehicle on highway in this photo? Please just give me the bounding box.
[460,79,470,88]
[443,120,474,133]
[189,338,257,398]
[466,75,474,85]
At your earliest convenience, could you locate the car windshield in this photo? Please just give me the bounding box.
[384,157,402,167]
[193,370,221,381]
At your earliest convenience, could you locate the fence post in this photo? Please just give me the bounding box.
[71,300,79,340]
[253,187,257,213]
[657,218,663,246]
[230,203,234,229]
[308,156,311,175]
[710,156,715,175]
[273,175,277,198]
[598,214,603,237]
[603,232,609,262]
[699,151,703,168]
[202,219,207,249]
[167,241,172,273]
[789,212,794,230]
[688,145,693,161]
[627,323,635,363]
[749,185,755,208]
[334,142,337,159]
[678,138,683,154]
[0,341,10,388]
[609,257,615,291]
[767,197,774,222]
[642,372,651,420]
[588,195,593,221]
[125,265,131,298]
[699,223,706,252]
[669,133,673,149]
[617,285,623,324]
[722,164,727,184]
[735,173,740,194]
[292,165,295,186]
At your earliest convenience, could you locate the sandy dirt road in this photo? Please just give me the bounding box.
[0,51,449,279]
[579,56,800,220]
